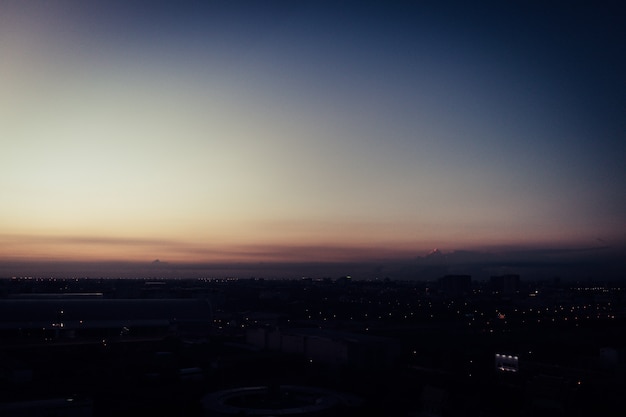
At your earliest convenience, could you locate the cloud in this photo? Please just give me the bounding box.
[0,234,176,247]
[1,233,624,280]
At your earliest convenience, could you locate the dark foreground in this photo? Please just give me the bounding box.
[1,276,625,416]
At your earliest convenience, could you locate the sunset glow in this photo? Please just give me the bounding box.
[1,2,624,269]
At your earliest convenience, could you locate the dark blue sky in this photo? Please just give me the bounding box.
[1,1,624,269]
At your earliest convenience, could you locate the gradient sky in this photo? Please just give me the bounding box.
[1,1,625,266]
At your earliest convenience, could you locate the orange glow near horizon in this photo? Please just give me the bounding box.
[0,227,614,265]
[1,3,624,269]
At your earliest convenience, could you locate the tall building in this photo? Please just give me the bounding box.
[438,275,471,298]
[489,274,520,296]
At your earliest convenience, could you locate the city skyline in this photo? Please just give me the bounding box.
[1,2,625,271]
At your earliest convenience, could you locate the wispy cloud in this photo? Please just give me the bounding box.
[0,233,418,263]
[1,234,177,247]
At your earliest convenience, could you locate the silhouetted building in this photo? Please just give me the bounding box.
[246,327,401,370]
[438,275,471,298]
[0,298,212,344]
[489,274,520,296]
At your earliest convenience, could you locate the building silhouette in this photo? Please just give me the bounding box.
[438,275,471,298]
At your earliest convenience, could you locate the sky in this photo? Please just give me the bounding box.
[1,1,625,275]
